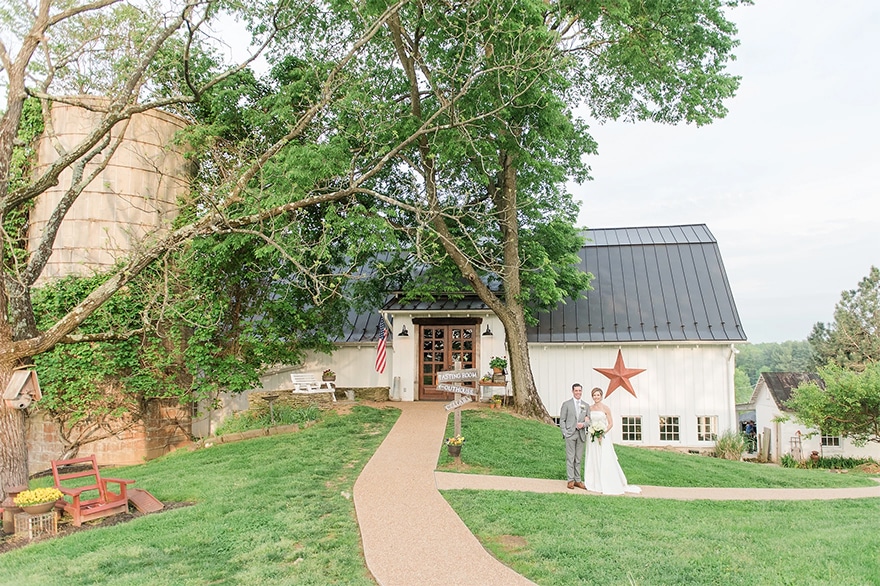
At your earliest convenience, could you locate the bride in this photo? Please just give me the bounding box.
[583,387,641,495]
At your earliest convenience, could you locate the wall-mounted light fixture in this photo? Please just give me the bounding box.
[398,325,409,337]
[482,324,493,336]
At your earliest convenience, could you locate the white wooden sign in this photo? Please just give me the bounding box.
[437,383,477,396]
[436,368,480,383]
[445,395,472,411]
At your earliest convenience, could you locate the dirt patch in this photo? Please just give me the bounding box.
[0,502,193,556]
[329,399,391,417]
[495,534,528,553]
[857,462,880,474]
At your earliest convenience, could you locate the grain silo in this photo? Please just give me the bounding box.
[29,99,191,282]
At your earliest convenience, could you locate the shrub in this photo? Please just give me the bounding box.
[215,404,321,435]
[714,430,747,460]
[780,453,798,468]
[815,455,878,470]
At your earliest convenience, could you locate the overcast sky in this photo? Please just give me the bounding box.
[571,1,880,343]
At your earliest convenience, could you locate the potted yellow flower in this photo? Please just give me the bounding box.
[322,369,336,382]
[445,435,465,457]
[14,487,63,515]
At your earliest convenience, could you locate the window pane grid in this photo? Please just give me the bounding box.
[697,416,718,441]
[659,416,680,441]
[621,416,641,441]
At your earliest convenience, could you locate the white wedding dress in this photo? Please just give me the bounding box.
[583,410,641,495]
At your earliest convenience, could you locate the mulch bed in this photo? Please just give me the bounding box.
[0,502,193,555]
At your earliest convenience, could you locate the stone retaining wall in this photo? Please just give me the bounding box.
[25,398,192,475]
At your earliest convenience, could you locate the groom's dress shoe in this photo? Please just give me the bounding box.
[574,482,586,489]
[567,481,575,489]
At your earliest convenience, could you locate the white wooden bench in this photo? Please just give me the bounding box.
[289,373,337,402]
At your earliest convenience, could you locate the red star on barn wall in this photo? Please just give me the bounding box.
[594,349,646,398]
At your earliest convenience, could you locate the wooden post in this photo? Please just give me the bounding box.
[453,361,462,437]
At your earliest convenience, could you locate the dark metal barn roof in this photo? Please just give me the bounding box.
[341,224,746,344]
[526,224,747,343]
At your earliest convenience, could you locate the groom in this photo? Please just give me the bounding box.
[560,383,590,489]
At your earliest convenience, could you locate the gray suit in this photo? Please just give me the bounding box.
[560,397,589,482]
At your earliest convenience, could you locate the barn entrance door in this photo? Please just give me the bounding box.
[418,322,478,400]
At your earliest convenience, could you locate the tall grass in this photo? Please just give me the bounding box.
[714,429,747,460]
[214,404,321,435]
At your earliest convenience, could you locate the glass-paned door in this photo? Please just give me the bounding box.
[419,325,477,400]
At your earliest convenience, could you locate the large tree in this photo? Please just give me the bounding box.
[0,0,476,497]
[0,0,611,496]
[367,0,747,419]
[809,266,880,371]
[0,0,748,494]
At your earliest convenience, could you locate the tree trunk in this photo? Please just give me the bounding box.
[501,309,552,422]
[0,372,29,501]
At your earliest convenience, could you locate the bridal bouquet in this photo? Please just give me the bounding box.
[588,420,607,443]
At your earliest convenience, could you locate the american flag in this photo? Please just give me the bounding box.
[375,316,388,373]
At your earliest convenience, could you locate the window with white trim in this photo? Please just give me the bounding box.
[821,433,841,447]
[696,416,718,441]
[659,416,680,441]
[621,416,642,441]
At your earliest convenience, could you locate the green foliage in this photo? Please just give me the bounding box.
[813,455,878,470]
[32,273,178,423]
[780,453,798,468]
[713,430,746,460]
[786,362,880,445]
[809,266,880,371]
[29,237,358,429]
[574,0,746,126]
[734,367,753,403]
[3,97,43,265]
[780,454,877,471]
[214,405,321,435]
[736,341,814,386]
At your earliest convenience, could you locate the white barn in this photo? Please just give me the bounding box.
[749,372,880,462]
[221,224,748,451]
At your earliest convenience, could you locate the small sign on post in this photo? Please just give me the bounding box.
[436,368,480,437]
[444,395,472,411]
[436,368,480,383]
[437,383,477,396]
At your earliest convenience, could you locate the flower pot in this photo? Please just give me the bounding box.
[447,444,461,457]
[492,367,503,374]
[322,376,336,382]
[21,502,56,515]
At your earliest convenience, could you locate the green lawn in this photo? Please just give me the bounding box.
[2,406,878,585]
[440,409,879,488]
[1,406,399,586]
[441,410,880,586]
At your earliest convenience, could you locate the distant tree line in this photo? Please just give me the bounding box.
[733,340,813,403]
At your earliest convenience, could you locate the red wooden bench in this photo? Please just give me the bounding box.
[51,455,134,526]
